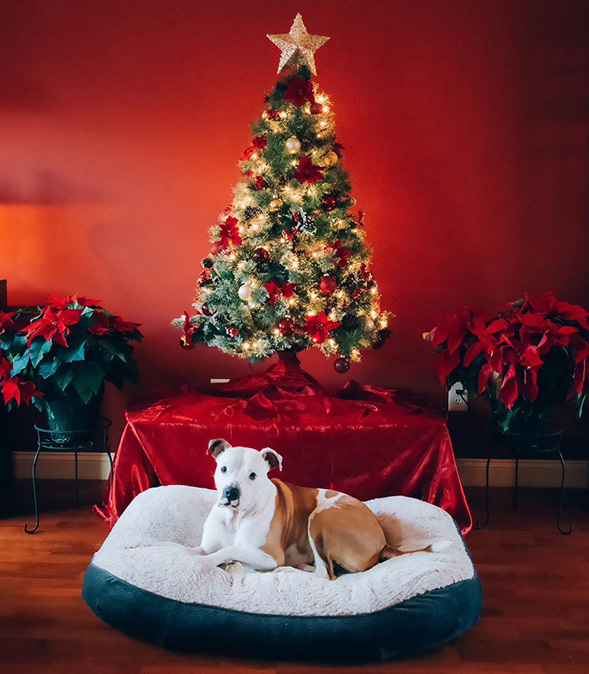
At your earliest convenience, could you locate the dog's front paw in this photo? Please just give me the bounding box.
[223,561,245,575]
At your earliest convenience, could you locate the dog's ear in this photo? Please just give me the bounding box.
[261,447,283,472]
[207,438,231,459]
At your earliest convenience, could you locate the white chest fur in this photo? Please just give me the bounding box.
[201,482,277,554]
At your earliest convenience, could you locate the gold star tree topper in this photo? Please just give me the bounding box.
[267,13,330,76]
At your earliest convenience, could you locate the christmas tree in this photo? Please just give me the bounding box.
[176,14,391,373]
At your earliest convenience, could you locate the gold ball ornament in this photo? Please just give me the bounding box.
[285,136,302,154]
[269,197,283,212]
[324,151,338,166]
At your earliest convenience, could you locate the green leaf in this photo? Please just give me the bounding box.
[28,338,52,367]
[61,336,86,363]
[72,361,105,403]
[578,393,586,418]
[54,366,76,393]
[11,354,30,377]
[37,357,60,379]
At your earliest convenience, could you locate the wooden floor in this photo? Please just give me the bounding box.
[1,480,588,674]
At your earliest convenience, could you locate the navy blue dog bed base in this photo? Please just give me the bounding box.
[83,562,482,662]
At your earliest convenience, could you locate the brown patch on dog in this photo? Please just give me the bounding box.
[261,480,318,565]
[311,495,387,577]
[207,438,231,459]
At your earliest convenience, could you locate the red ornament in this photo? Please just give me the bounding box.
[293,157,324,184]
[304,312,341,344]
[283,76,315,108]
[226,327,239,339]
[310,102,323,114]
[201,303,214,317]
[359,262,371,282]
[352,286,363,301]
[264,281,281,306]
[241,146,256,161]
[321,194,337,212]
[253,176,267,190]
[373,329,392,350]
[319,276,337,295]
[264,281,297,306]
[281,282,296,298]
[210,242,222,256]
[264,108,280,121]
[179,334,195,350]
[325,240,352,268]
[252,135,268,149]
[219,216,242,249]
[252,247,269,264]
[278,317,295,336]
[334,357,350,374]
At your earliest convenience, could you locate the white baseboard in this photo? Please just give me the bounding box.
[12,452,589,489]
[13,452,112,480]
[457,458,589,489]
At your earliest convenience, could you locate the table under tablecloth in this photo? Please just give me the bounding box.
[95,358,472,534]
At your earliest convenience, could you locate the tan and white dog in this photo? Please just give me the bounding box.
[196,439,447,579]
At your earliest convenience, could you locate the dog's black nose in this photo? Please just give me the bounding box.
[223,485,240,502]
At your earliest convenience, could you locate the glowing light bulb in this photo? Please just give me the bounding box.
[251,152,258,160]
[243,342,250,350]
[320,120,327,128]
[370,310,378,319]
[370,287,377,295]
[316,94,327,104]
[279,111,287,119]
[322,105,330,113]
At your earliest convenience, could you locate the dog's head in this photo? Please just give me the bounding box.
[207,439,283,511]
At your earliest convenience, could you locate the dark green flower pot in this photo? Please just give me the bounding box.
[492,424,563,455]
[42,386,104,445]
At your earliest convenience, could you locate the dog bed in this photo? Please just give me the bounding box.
[83,485,482,661]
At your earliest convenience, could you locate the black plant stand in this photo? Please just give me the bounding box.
[24,418,113,534]
[476,425,572,535]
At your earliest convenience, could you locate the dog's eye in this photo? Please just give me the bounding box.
[249,472,257,480]
[220,466,227,473]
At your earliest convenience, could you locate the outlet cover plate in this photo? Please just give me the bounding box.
[448,382,468,411]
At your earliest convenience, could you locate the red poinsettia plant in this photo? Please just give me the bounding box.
[424,292,589,432]
[0,295,142,410]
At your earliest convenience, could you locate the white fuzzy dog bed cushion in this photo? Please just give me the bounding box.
[83,485,481,660]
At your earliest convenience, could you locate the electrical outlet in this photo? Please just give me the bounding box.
[448,382,468,411]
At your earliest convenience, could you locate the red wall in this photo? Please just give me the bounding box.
[1,1,588,440]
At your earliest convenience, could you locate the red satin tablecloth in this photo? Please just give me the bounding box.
[95,359,472,534]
